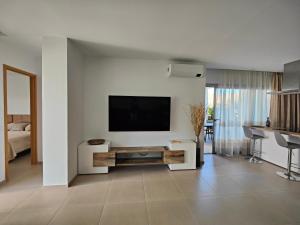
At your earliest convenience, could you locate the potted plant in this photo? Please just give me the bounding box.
[190,103,205,167]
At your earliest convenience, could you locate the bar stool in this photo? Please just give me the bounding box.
[242,126,265,163]
[274,131,300,181]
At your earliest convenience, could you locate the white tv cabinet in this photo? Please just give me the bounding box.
[78,140,110,174]
[78,139,196,174]
[168,139,196,170]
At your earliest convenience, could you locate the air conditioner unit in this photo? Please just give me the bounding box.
[167,63,205,78]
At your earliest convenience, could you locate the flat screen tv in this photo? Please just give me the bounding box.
[109,95,171,131]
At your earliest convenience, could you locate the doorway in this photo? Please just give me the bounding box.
[204,84,217,154]
[3,64,38,181]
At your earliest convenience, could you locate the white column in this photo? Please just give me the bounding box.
[42,37,68,186]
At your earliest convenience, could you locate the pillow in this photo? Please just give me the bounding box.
[11,123,28,131]
[7,123,13,131]
[25,124,31,131]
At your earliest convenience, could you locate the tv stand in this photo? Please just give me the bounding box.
[78,140,196,174]
[93,146,184,168]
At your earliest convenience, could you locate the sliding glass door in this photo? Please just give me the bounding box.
[204,85,217,154]
[213,71,271,156]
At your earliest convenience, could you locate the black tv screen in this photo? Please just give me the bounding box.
[109,96,171,131]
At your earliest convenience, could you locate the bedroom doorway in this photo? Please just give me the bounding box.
[3,64,38,181]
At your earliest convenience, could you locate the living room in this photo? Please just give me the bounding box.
[0,1,300,225]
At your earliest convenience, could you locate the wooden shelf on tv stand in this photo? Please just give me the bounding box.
[93,146,184,168]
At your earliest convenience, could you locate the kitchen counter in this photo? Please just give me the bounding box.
[251,126,300,137]
[250,126,300,173]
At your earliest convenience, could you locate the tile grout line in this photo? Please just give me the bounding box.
[97,177,112,225]
[46,188,73,225]
[168,170,214,225]
[169,171,186,198]
[96,203,106,225]
[0,187,39,223]
[147,168,202,225]
[142,169,151,225]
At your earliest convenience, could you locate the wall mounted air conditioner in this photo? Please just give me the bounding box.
[167,63,205,78]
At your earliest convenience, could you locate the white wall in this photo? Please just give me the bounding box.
[0,37,42,182]
[67,41,84,183]
[7,71,30,114]
[42,37,68,186]
[83,58,206,148]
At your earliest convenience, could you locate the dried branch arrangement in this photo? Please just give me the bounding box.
[190,103,205,137]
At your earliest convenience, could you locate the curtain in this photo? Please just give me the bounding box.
[269,73,300,132]
[281,94,300,132]
[214,70,272,156]
[269,73,283,129]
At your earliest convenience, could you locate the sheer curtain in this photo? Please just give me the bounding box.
[214,70,272,156]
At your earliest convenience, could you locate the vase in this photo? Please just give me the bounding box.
[266,117,271,127]
[195,136,204,167]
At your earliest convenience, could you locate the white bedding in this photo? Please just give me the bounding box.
[8,131,31,160]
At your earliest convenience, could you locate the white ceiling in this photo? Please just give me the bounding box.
[0,0,300,71]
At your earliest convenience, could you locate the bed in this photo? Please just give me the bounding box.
[7,115,31,161]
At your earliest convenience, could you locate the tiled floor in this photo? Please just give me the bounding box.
[0,153,42,192]
[1,154,300,225]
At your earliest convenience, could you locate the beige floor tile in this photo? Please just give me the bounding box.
[264,175,300,192]
[186,195,281,225]
[255,191,300,224]
[201,155,235,169]
[231,172,299,194]
[106,180,145,204]
[99,202,148,225]
[202,175,246,197]
[109,167,143,182]
[71,174,111,186]
[49,204,103,225]
[144,179,183,201]
[174,177,215,198]
[197,165,230,179]
[0,176,42,192]
[0,190,34,213]
[201,164,248,177]
[147,199,198,225]
[246,161,281,175]
[66,181,109,205]
[142,166,172,181]
[230,173,275,193]
[0,212,9,223]
[186,196,238,225]
[1,208,57,225]
[170,169,201,180]
[16,187,69,210]
[222,195,291,225]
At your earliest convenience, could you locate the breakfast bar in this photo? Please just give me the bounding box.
[251,126,300,173]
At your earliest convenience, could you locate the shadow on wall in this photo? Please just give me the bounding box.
[72,39,207,66]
